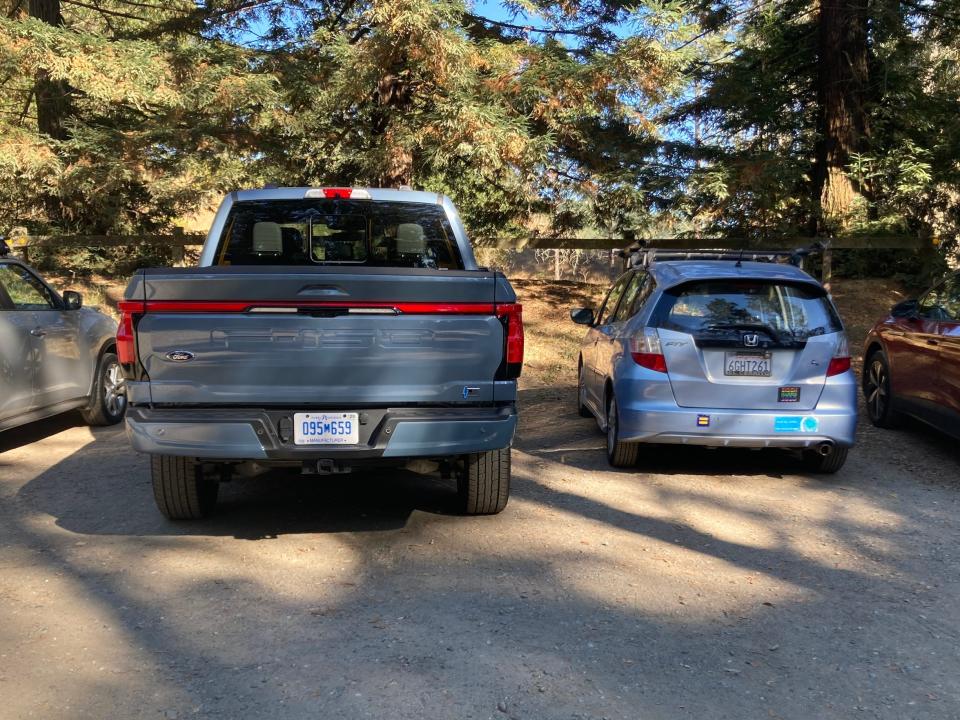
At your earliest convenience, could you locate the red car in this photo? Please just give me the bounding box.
[862,271,960,437]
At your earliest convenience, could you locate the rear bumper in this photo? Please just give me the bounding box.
[125,405,516,460]
[615,373,858,448]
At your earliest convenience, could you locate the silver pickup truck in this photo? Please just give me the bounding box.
[119,188,522,519]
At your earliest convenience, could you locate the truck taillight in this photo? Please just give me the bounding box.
[496,303,524,379]
[630,328,668,373]
[117,300,145,366]
[826,333,851,376]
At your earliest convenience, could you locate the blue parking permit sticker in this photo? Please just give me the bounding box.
[774,416,819,433]
[774,417,801,432]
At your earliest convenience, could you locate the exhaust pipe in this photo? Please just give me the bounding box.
[816,441,834,457]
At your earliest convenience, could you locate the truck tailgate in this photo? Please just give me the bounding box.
[126,267,516,406]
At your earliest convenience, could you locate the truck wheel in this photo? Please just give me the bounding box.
[151,455,219,520]
[457,448,511,515]
[606,394,639,468]
[81,352,126,426]
[802,446,849,474]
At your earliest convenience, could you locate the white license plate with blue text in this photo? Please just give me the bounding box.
[294,412,359,445]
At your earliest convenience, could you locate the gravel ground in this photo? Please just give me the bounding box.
[2,385,960,720]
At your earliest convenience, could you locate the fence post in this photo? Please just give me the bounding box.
[821,246,833,292]
[172,227,185,265]
[554,248,561,281]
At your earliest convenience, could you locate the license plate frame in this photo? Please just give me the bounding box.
[723,351,772,377]
[293,412,360,446]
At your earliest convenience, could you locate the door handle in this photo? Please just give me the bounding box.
[30,328,47,338]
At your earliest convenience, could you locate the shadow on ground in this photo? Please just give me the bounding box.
[2,389,960,719]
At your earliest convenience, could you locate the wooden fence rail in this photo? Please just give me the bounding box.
[7,232,933,287]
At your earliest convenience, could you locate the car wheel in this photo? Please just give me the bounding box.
[606,394,639,468]
[802,446,849,474]
[81,351,127,426]
[457,448,510,515]
[577,362,592,418]
[863,350,900,428]
[151,455,219,520]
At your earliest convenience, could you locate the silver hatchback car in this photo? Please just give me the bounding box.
[571,251,857,473]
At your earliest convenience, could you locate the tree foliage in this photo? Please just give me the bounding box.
[1,0,958,258]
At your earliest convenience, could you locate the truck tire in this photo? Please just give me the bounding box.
[606,394,639,468]
[81,352,127,426]
[802,446,849,474]
[151,455,219,520]
[458,448,511,515]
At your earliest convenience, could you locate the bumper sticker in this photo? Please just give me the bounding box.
[774,416,820,433]
[697,415,710,427]
[778,386,801,403]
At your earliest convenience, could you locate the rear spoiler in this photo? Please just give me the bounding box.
[619,241,829,271]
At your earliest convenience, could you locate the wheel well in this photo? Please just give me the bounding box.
[864,342,883,362]
[604,379,614,409]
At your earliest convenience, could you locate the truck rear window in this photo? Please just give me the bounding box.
[215,200,464,270]
[653,280,842,342]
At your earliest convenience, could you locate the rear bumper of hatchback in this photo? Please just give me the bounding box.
[616,373,857,448]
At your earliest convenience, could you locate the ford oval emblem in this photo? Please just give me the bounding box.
[165,350,195,363]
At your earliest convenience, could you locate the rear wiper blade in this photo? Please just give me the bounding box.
[706,322,783,344]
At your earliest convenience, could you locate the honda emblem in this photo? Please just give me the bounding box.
[743,333,760,348]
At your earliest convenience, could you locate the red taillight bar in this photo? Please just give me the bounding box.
[135,300,499,314]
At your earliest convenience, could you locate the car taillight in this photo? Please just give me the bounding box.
[630,328,668,373]
[496,303,524,379]
[116,299,145,366]
[826,333,851,376]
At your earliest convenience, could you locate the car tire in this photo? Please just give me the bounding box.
[863,350,901,429]
[457,448,510,515]
[577,362,592,418]
[151,455,219,520]
[802,446,849,474]
[81,351,127,426]
[606,394,639,468]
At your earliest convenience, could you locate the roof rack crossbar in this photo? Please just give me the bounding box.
[618,241,828,271]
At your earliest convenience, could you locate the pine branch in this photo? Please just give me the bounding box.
[463,13,601,39]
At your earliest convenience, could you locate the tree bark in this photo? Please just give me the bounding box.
[29,0,71,142]
[811,0,869,232]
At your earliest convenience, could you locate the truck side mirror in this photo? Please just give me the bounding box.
[570,307,595,325]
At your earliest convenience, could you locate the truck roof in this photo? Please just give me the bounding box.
[231,187,446,205]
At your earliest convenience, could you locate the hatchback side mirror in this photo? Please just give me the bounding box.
[62,290,83,310]
[891,299,917,318]
[570,307,595,325]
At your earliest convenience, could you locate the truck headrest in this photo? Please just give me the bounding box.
[252,222,283,254]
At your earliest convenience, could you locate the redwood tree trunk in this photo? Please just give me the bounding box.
[29,0,70,142]
[811,0,869,232]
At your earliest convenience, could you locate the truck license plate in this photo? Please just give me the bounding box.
[724,352,772,377]
[294,412,359,445]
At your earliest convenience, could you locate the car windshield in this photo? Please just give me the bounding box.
[653,279,842,341]
[214,200,464,270]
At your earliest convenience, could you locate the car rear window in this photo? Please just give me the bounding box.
[215,200,464,269]
[652,280,842,340]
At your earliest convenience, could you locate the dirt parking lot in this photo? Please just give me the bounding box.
[2,280,960,720]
